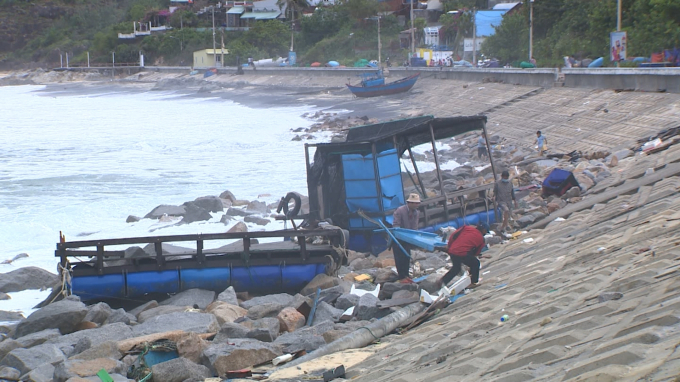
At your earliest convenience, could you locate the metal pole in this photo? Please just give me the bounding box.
[66,52,69,68]
[529,0,533,61]
[472,8,476,66]
[60,54,63,68]
[428,123,448,222]
[616,0,621,68]
[410,0,414,58]
[482,122,499,224]
[87,51,90,68]
[112,52,115,80]
[378,16,381,66]
[212,6,217,67]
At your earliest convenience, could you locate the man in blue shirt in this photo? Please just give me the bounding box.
[477,132,488,159]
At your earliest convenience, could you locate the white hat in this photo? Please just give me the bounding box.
[406,193,421,203]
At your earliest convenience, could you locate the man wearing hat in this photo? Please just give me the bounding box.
[436,222,489,289]
[391,193,421,283]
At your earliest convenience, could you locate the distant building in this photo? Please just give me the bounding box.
[193,49,229,68]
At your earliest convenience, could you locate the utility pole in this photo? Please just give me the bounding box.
[472,8,476,66]
[616,0,621,68]
[87,51,90,68]
[378,15,381,66]
[66,52,69,68]
[529,0,534,61]
[410,0,415,60]
[221,30,225,67]
[212,6,217,67]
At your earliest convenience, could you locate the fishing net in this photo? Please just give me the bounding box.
[126,339,178,381]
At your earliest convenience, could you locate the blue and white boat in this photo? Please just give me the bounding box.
[346,71,420,97]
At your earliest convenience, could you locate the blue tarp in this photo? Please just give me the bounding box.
[542,169,580,197]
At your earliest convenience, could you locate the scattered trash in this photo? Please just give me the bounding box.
[539,317,552,326]
[500,314,510,322]
[350,283,380,298]
[273,354,294,366]
[554,217,566,222]
[354,274,373,282]
[495,283,508,289]
[523,238,535,244]
[597,247,606,253]
[226,369,252,378]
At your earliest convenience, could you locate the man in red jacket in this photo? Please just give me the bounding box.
[436,222,488,289]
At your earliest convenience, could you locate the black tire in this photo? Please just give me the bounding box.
[282,192,302,217]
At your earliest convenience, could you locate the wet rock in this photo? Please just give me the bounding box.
[152,357,211,382]
[300,274,339,296]
[131,312,220,336]
[180,202,213,224]
[213,322,250,342]
[244,216,270,225]
[217,286,239,306]
[0,267,59,293]
[202,339,281,376]
[226,207,253,217]
[15,299,88,338]
[126,215,141,223]
[312,302,343,324]
[144,205,186,219]
[219,190,237,203]
[192,196,224,213]
[0,343,66,375]
[246,200,269,214]
[159,289,215,310]
[53,357,126,382]
[206,301,247,325]
[335,294,360,311]
[84,303,112,325]
[277,307,306,333]
[598,292,623,303]
[220,214,234,224]
[354,294,380,321]
[227,221,248,233]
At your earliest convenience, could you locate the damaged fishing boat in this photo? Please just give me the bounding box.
[56,115,500,302]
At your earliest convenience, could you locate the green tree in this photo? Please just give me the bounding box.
[480,12,528,64]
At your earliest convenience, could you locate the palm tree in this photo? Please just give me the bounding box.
[276,0,309,51]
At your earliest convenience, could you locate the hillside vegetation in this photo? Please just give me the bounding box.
[0,0,677,69]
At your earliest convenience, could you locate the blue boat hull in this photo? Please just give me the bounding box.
[347,73,420,97]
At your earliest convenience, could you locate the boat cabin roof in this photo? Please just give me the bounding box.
[310,115,487,156]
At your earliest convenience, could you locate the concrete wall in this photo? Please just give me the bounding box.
[562,68,680,93]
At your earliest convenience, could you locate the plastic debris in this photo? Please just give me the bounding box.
[500,314,510,322]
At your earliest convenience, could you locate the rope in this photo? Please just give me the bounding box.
[357,326,380,341]
[50,262,73,304]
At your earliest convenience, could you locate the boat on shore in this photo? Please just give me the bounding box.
[346,71,420,97]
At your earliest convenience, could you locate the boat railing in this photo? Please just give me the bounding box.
[56,228,345,274]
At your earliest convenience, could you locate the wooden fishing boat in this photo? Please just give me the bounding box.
[346,71,420,97]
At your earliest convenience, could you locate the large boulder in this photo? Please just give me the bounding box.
[14,299,88,338]
[354,294,380,321]
[0,343,65,375]
[84,303,113,325]
[277,307,306,333]
[131,312,219,336]
[246,200,268,214]
[202,339,282,376]
[151,357,211,382]
[0,340,21,360]
[53,358,126,382]
[176,332,209,364]
[128,300,159,318]
[71,341,122,361]
[0,310,24,322]
[45,323,133,358]
[335,293,360,311]
[192,196,224,213]
[206,301,247,325]
[144,205,186,219]
[216,287,238,306]
[213,322,250,342]
[246,303,285,320]
[274,328,326,354]
[240,294,295,310]
[180,202,213,224]
[246,317,280,342]
[0,366,20,381]
[159,289,215,310]
[0,267,59,293]
[312,302,343,325]
[15,328,61,348]
[244,216,270,226]
[105,308,137,325]
[138,305,189,323]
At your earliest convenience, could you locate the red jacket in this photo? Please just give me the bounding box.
[447,225,485,257]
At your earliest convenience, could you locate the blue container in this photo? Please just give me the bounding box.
[281,264,325,290]
[181,267,230,291]
[127,270,179,297]
[72,273,125,301]
[231,265,281,292]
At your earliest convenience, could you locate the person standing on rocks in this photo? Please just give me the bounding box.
[535,130,547,156]
[436,222,489,289]
[477,132,488,159]
[494,170,518,233]
[391,193,421,283]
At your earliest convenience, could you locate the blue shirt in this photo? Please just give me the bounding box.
[537,135,546,147]
[478,136,486,148]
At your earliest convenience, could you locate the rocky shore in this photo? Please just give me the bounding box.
[2,68,680,381]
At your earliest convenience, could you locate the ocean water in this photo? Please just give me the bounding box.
[0,84,460,317]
